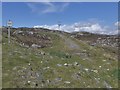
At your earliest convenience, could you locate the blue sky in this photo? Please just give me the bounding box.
[2,2,118,34]
[2,2,118,27]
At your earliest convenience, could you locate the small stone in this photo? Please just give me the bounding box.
[92,69,98,73]
[31,44,41,48]
[23,67,27,70]
[36,73,39,77]
[3,43,6,45]
[87,85,90,87]
[64,81,70,84]
[19,56,24,58]
[64,63,68,66]
[103,60,106,62]
[47,80,51,83]
[28,31,33,35]
[74,62,79,66]
[28,63,31,66]
[28,81,31,84]
[57,64,62,67]
[13,67,17,70]
[68,64,72,66]
[83,50,87,52]
[55,77,62,81]
[47,67,50,69]
[41,51,45,55]
[50,56,53,59]
[22,75,25,79]
[104,81,112,88]
[106,63,110,65]
[98,78,100,80]
[84,68,89,71]
[41,61,43,63]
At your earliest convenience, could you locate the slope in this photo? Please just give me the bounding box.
[2,28,118,88]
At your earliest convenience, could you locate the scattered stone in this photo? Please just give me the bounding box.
[21,75,26,79]
[50,56,53,59]
[40,51,45,55]
[47,67,50,69]
[13,67,17,70]
[65,53,71,58]
[41,61,43,63]
[68,64,72,66]
[72,72,81,80]
[3,43,6,45]
[27,81,31,84]
[55,77,62,81]
[57,64,62,67]
[83,50,87,52]
[64,63,68,66]
[104,81,112,88]
[99,66,102,68]
[13,30,23,34]
[23,67,27,70]
[64,81,71,84]
[87,85,90,87]
[28,63,31,66]
[47,80,51,83]
[43,66,50,70]
[74,62,79,66]
[84,68,89,72]
[94,77,100,83]
[24,45,29,48]
[107,75,111,78]
[103,60,106,62]
[91,69,98,73]
[82,58,86,60]
[28,31,34,35]
[31,44,41,48]
[36,73,40,77]
[22,43,25,46]
[106,63,110,65]
[19,56,24,58]
[90,43,96,46]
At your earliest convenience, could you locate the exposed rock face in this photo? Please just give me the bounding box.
[72,32,119,48]
[11,29,52,48]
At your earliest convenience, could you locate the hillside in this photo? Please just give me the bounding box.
[2,27,119,88]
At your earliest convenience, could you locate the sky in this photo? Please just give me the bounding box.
[2,2,118,34]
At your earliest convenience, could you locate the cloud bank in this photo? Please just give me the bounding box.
[27,2,69,14]
[115,21,120,27]
[34,22,118,35]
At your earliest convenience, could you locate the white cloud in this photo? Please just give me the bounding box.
[60,3,69,12]
[27,3,38,12]
[115,21,120,27]
[34,22,118,35]
[27,2,69,14]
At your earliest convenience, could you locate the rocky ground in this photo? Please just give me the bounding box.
[71,32,119,48]
[2,27,119,88]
